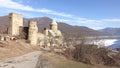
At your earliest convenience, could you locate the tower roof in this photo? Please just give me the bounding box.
[51,19,57,25]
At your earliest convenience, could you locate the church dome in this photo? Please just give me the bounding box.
[51,19,57,25]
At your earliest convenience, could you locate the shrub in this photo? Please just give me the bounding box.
[63,43,117,66]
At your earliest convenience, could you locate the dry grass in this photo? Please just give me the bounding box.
[42,52,119,68]
[0,40,40,60]
[0,40,119,68]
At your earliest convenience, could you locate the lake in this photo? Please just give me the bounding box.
[90,39,120,49]
[105,39,120,49]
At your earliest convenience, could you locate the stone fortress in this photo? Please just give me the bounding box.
[6,13,63,46]
[8,13,23,36]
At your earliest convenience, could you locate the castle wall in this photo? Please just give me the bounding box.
[44,28,48,36]
[28,20,38,45]
[19,26,28,39]
[8,13,23,36]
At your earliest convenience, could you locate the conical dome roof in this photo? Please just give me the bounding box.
[51,19,57,25]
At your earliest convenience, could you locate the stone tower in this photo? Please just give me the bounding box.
[28,20,38,45]
[50,19,58,31]
[8,13,23,36]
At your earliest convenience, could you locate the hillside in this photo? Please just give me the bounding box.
[99,28,120,36]
[0,16,9,33]
[30,17,105,37]
[0,16,105,37]
[0,40,40,59]
[41,52,119,68]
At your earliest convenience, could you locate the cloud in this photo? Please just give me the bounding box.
[0,0,34,11]
[37,9,73,17]
[75,18,100,23]
[102,18,120,22]
[0,0,73,17]
[54,18,72,22]
[0,0,120,25]
[75,17,120,24]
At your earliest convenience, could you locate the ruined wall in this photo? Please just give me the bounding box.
[44,28,49,36]
[8,13,23,36]
[28,20,38,45]
[19,26,28,39]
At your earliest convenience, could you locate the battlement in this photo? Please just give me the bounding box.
[9,13,22,17]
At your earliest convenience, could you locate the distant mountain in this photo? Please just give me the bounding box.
[29,17,105,37]
[99,28,120,36]
[0,16,9,33]
[0,15,104,37]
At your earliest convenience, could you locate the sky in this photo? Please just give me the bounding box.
[0,0,120,30]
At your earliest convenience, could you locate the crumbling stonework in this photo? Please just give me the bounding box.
[8,13,23,36]
[44,28,49,36]
[19,26,28,39]
[6,12,63,47]
[28,20,38,45]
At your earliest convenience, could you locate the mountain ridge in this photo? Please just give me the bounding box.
[0,15,109,37]
[99,28,120,36]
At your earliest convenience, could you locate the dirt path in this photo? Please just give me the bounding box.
[35,53,51,68]
[0,51,45,68]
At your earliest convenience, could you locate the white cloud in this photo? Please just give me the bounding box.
[76,18,100,23]
[54,18,72,22]
[37,9,73,17]
[75,18,120,24]
[102,18,120,22]
[0,0,73,17]
[0,0,120,25]
[0,0,34,11]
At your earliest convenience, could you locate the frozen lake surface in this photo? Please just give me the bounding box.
[78,39,120,49]
[105,39,120,49]
[94,39,120,49]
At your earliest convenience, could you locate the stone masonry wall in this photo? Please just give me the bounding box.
[8,13,23,36]
[28,20,38,45]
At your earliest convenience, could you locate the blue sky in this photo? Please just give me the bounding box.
[0,0,120,29]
